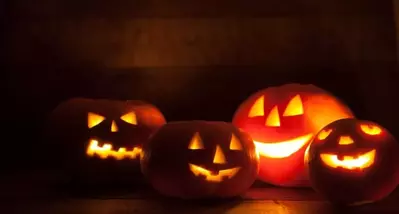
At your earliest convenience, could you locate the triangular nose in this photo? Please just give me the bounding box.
[265,106,280,127]
[338,136,354,145]
[111,120,118,132]
[213,145,227,164]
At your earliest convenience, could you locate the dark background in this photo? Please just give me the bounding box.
[3,0,399,173]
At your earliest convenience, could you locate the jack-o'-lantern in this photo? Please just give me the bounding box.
[141,121,259,199]
[232,83,354,187]
[45,98,166,184]
[306,118,399,206]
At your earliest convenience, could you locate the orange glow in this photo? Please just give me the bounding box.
[283,95,304,116]
[320,149,376,170]
[213,145,227,164]
[265,106,280,127]
[120,112,137,125]
[360,124,382,136]
[254,133,313,158]
[188,132,204,150]
[304,95,354,132]
[338,136,354,145]
[189,164,241,182]
[87,112,105,128]
[86,139,142,160]
[111,121,118,132]
[248,96,265,117]
[317,129,332,140]
[229,134,243,150]
[304,143,311,163]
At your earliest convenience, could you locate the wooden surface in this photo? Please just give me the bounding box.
[5,199,399,214]
[1,171,399,214]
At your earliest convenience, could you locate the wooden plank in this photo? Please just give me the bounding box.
[5,198,399,214]
[5,65,396,124]
[9,17,392,68]
[0,170,321,200]
[8,0,392,19]
[1,199,324,214]
[393,0,399,63]
[358,17,397,62]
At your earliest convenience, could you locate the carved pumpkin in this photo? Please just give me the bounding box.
[232,83,354,187]
[45,98,166,184]
[306,118,399,206]
[141,121,259,199]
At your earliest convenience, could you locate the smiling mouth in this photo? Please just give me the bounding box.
[253,134,314,158]
[86,139,142,160]
[188,164,241,182]
[320,149,376,170]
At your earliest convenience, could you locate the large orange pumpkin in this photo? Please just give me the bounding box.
[232,83,354,187]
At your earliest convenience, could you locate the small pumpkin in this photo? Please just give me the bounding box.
[306,118,399,206]
[45,98,166,184]
[232,83,354,187]
[141,121,259,199]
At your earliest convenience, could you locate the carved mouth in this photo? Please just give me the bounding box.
[188,164,241,182]
[253,134,314,158]
[86,139,142,160]
[320,149,376,170]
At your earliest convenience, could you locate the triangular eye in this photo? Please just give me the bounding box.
[229,134,243,150]
[188,132,204,150]
[317,129,332,140]
[88,112,105,128]
[360,124,382,136]
[120,112,137,125]
[248,96,264,117]
[283,95,304,116]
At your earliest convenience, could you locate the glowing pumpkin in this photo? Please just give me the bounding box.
[306,118,399,206]
[141,121,259,199]
[45,98,166,183]
[232,83,354,187]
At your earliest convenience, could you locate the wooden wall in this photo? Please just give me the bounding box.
[4,0,398,170]
[394,0,399,63]
[6,0,395,67]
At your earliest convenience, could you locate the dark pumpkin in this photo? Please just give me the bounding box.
[141,121,259,199]
[232,83,354,187]
[306,118,399,206]
[44,98,166,185]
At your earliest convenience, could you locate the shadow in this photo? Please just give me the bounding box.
[146,196,244,214]
[326,200,399,214]
[250,179,315,189]
[245,180,322,201]
[54,178,152,198]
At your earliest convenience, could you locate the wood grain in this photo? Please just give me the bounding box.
[7,17,395,68]
[393,0,399,63]
[8,0,391,18]
[5,198,399,214]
